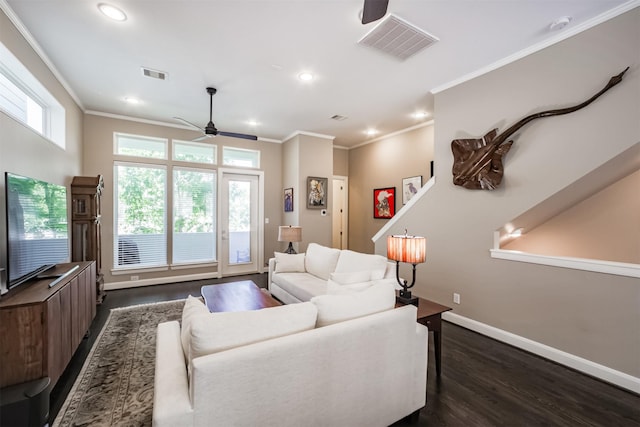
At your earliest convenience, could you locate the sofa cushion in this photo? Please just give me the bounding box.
[334,250,389,280]
[180,295,210,361]
[304,243,341,280]
[310,282,396,327]
[274,252,306,273]
[188,302,318,363]
[330,270,371,285]
[272,272,329,301]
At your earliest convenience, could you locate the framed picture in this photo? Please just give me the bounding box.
[373,187,395,219]
[307,177,328,209]
[402,175,422,204]
[284,188,294,212]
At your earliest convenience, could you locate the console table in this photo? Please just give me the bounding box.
[397,296,452,377]
[0,262,96,388]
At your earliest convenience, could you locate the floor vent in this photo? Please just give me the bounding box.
[141,67,168,80]
[358,14,439,61]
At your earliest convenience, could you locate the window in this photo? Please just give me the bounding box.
[114,162,167,268]
[173,139,216,164]
[173,168,216,263]
[223,146,260,168]
[115,133,167,159]
[0,42,65,147]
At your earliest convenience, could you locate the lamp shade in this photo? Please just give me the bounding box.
[387,234,426,264]
[278,226,302,242]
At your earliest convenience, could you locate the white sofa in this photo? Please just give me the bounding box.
[153,285,428,427]
[268,242,400,304]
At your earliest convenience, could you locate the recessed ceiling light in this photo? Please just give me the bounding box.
[98,3,127,21]
[365,129,378,136]
[247,120,259,127]
[124,97,140,104]
[412,111,429,119]
[298,72,314,82]
[549,16,572,31]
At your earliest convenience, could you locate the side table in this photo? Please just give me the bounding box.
[396,295,452,376]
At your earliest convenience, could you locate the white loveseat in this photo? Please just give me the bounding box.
[153,285,428,427]
[268,242,400,304]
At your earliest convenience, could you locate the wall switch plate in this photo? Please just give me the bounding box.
[453,293,461,304]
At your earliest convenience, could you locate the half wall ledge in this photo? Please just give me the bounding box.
[490,249,640,279]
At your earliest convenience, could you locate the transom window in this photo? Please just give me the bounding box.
[0,41,65,148]
[223,146,260,168]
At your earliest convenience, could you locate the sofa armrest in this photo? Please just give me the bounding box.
[153,321,194,427]
[268,257,276,292]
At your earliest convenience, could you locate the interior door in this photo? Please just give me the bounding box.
[220,172,261,276]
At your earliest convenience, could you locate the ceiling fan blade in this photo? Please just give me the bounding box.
[218,131,258,141]
[362,0,388,24]
[192,135,211,142]
[174,116,206,132]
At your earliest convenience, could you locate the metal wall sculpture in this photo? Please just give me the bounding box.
[451,67,629,190]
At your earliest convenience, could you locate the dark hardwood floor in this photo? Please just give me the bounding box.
[50,273,640,426]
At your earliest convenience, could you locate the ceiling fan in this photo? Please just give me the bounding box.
[174,87,257,141]
[361,0,389,24]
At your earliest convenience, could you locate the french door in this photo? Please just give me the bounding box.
[219,170,263,276]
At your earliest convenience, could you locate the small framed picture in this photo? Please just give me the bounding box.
[284,188,293,212]
[307,177,328,209]
[373,187,395,219]
[402,176,422,204]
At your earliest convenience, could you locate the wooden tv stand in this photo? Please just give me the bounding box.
[0,261,96,388]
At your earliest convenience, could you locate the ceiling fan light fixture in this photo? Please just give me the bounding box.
[97,3,127,21]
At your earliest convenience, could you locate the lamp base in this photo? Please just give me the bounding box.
[396,293,419,307]
[285,242,297,254]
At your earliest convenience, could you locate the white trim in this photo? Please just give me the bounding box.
[443,311,640,394]
[372,176,435,242]
[0,0,83,109]
[490,249,640,279]
[105,272,218,290]
[350,121,433,150]
[431,0,640,94]
[283,130,335,142]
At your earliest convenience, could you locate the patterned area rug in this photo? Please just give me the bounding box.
[53,299,185,427]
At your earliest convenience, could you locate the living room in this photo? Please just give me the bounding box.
[0,0,638,425]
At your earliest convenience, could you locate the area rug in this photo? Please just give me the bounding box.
[53,299,185,427]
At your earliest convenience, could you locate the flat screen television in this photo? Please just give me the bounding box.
[4,172,69,291]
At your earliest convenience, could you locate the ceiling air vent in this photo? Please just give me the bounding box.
[331,115,348,121]
[141,67,168,80]
[358,14,439,61]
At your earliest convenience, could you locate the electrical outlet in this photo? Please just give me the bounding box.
[453,293,461,304]
[131,275,139,281]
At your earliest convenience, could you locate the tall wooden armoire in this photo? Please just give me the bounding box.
[71,175,105,304]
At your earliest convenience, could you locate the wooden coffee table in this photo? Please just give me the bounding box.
[201,280,281,313]
[396,295,452,377]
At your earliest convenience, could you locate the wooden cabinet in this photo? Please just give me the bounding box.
[71,175,105,304]
[0,262,96,388]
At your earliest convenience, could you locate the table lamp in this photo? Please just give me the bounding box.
[387,231,426,306]
[278,225,302,254]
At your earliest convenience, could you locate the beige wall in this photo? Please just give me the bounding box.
[504,169,640,263]
[376,9,640,377]
[348,125,434,253]
[333,147,349,176]
[82,114,282,284]
[0,8,84,290]
[282,133,334,251]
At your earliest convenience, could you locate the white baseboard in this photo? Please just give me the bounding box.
[105,272,218,290]
[442,312,640,394]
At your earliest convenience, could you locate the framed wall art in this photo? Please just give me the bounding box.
[402,175,422,204]
[373,187,395,219]
[307,177,328,209]
[284,187,293,212]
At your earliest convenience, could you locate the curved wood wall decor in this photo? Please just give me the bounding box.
[451,67,629,190]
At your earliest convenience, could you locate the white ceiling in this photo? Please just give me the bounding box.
[3,0,634,147]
